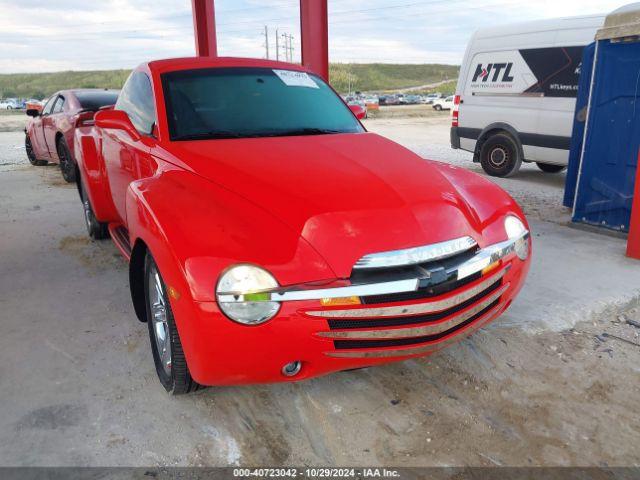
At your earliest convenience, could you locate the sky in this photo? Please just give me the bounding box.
[0,0,630,73]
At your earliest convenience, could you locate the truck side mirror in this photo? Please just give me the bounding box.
[95,109,141,141]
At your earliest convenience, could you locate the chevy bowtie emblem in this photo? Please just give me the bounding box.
[416,265,448,285]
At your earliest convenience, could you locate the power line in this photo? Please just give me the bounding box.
[0,0,300,31]
[0,0,523,46]
[280,32,295,62]
[0,0,536,68]
[0,0,465,38]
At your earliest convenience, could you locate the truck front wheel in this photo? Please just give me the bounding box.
[144,253,201,395]
[479,132,522,178]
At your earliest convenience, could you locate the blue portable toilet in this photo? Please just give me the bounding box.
[570,4,640,232]
[564,42,596,208]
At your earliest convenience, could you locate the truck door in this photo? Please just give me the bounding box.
[102,71,157,225]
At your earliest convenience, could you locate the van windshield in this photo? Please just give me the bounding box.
[161,67,364,141]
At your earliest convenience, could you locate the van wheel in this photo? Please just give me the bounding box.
[536,163,566,173]
[433,104,442,111]
[480,133,522,178]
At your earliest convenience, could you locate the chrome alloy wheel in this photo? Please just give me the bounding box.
[148,263,172,376]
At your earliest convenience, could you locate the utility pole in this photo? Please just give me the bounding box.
[281,32,289,61]
[275,28,279,61]
[262,25,270,59]
[288,34,294,62]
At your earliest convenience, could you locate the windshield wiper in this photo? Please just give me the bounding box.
[261,128,344,137]
[173,128,347,141]
[173,131,246,141]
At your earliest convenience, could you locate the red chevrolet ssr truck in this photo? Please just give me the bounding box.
[74,57,531,394]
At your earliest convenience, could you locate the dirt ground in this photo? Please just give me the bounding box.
[0,110,27,132]
[0,114,639,467]
[368,104,448,119]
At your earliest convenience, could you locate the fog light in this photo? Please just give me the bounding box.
[282,361,302,377]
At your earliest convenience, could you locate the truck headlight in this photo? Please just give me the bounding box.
[216,265,280,325]
[504,215,529,260]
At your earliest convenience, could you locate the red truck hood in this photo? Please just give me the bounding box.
[163,132,486,278]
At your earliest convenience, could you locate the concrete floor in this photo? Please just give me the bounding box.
[0,117,639,467]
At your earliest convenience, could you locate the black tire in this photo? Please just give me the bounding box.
[536,163,566,173]
[144,254,201,395]
[57,137,76,183]
[79,179,109,240]
[433,104,442,111]
[25,134,47,166]
[479,132,522,177]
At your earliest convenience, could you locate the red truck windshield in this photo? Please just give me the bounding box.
[161,67,364,141]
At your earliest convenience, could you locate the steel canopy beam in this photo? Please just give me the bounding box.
[191,0,217,57]
[299,0,329,81]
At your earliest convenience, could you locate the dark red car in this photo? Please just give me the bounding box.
[25,89,119,182]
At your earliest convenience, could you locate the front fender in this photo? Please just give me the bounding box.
[124,167,336,382]
[125,166,335,301]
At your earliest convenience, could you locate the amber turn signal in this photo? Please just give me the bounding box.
[481,261,501,276]
[320,296,361,307]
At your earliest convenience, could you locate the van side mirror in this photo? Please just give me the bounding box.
[95,109,141,141]
[26,109,40,117]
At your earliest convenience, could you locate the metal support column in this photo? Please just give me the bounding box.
[299,0,329,81]
[627,149,640,259]
[191,0,217,57]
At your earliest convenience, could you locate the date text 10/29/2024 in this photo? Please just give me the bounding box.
[233,468,401,478]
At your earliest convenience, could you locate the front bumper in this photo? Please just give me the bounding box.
[177,234,531,385]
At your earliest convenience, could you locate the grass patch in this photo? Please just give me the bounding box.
[0,64,459,99]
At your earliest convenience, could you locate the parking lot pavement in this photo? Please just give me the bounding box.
[0,131,27,166]
[1,120,640,467]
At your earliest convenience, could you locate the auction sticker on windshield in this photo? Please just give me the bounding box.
[273,69,319,88]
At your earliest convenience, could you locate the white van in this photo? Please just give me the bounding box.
[451,15,604,177]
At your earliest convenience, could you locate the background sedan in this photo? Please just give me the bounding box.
[25,89,119,182]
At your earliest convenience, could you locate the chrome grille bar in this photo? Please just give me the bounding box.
[324,303,503,358]
[217,232,528,304]
[353,236,477,269]
[307,268,506,318]
[317,284,508,339]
